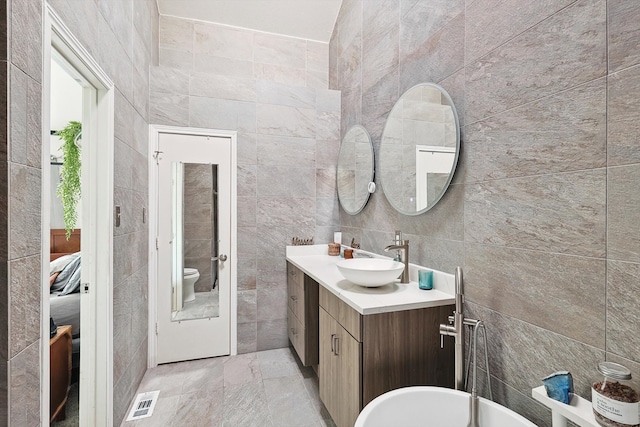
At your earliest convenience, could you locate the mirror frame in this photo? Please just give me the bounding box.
[336,124,375,215]
[379,82,460,216]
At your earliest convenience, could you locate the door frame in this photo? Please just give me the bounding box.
[42,4,115,425]
[148,125,238,367]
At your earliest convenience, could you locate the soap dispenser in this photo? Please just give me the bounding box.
[393,231,402,262]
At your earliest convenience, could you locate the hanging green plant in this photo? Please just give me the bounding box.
[55,121,82,240]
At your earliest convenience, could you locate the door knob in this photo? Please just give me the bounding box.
[218,254,228,262]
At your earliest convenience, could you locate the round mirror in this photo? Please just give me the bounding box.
[337,125,375,215]
[379,83,460,215]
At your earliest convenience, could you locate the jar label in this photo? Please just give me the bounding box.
[592,388,640,424]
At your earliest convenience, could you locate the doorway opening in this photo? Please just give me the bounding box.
[42,5,115,426]
[48,48,84,425]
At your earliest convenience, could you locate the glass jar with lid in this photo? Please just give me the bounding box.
[592,362,640,427]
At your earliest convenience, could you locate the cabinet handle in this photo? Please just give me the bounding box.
[330,334,336,354]
[290,296,298,302]
[334,335,339,355]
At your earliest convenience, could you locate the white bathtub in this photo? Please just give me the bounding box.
[355,386,538,427]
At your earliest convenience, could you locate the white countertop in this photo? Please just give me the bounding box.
[286,244,455,315]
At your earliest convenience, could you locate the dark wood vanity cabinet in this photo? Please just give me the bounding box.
[318,286,455,427]
[286,262,319,366]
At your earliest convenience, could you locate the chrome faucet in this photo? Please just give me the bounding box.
[439,267,465,391]
[384,240,410,283]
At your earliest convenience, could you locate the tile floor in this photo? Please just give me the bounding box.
[121,347,336,427]
[173,288,220,321]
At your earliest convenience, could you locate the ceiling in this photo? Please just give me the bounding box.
[156,0,343,43]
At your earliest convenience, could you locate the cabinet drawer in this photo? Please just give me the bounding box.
[319,286,361,341]
[288,307,306,363]
[287,263,305,321]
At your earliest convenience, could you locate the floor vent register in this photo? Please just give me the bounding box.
[126,390,160,421]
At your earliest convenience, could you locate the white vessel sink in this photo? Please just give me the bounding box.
[336,258,404,287]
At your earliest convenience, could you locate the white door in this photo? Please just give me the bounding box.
[156,133,232,363]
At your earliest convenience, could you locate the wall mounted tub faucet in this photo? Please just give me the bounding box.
[384,240,410,283]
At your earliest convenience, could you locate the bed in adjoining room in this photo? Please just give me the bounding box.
[49,229,81,380]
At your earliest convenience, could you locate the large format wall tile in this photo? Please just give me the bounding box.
[9,67,27,164]
[489,376,552,427]
[257,319,288,351]
[257,165,316,197]
[607,260,640,363]
[190,72,257,102]
[608,164,640,263]
[99,0,134,61]
[465,0,577,64]
[257,198,316,229]
[608,0,640,73]
[9,341,39,426]
[465,243,606,347]
[399,0,464,60]
[465,169,606,257]
[8,164,40,259]
[254,33,306,70]
[194,22,253,61]
[336,0,362,58]
[466,303,605,399]
[607,65,640,166]
[464,78,606,182]
[253,62,306,87]
[11,0,42,82]
[400,12,465,92]
[150,91,189,126]
[409,235,464,274]
[256,104,316,138]
[159,15,193,53]
[8,255,40,358]
[465,0,606,123]
[190,97,257,133]
[257,81,316,109]
[362,1,398,94]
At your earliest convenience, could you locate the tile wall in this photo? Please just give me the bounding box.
[330,0,640,425]
[1,0,159,424]
[150,16,341,354]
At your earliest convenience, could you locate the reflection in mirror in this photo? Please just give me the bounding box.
[337,125,375,215]
[171,162,220,322]
[379,83,460,215]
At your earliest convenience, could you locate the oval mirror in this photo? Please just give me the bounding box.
[337,125,375,215]
[379,83,460,215]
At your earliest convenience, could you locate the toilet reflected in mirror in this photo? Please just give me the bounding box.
[171,162,220,322]
[182,268,200,302]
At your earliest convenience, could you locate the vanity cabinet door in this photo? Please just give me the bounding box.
[319,307,361,427]
[287,262,318,366]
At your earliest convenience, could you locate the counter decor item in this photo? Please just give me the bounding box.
[418,270,433,290]
[328,242,341,256]
[592,362,640,427]
[542,371,574,404]
[344,248,354,259]
[292,237,314,246]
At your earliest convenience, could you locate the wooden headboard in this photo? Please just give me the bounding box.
[50,229,81,261]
